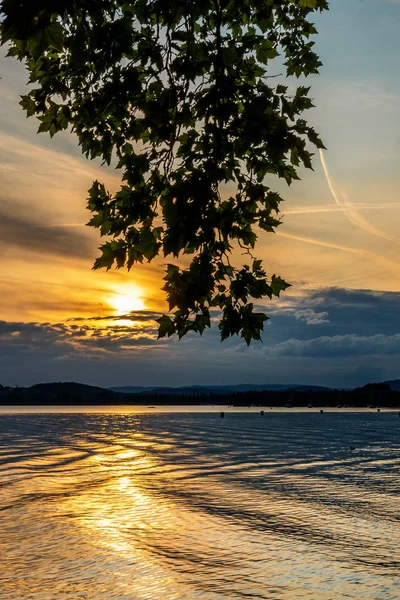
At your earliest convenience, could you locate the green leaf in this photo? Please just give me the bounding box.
[135,229,161,261]
[20,94,37,117]
[298,0,318,8]
[93,244,117,271]
[256,40,279,63]
[270,275,291,297]
[195,313,210,335]
[27,23,65,60]
[307,127,326,149]
[156,315,175,339]
[46,23,64,52]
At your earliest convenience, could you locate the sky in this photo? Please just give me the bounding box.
[1,0,400,389]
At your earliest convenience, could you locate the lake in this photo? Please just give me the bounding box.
[0,408,399,599]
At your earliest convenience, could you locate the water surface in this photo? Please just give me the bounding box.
[0,409,399,599]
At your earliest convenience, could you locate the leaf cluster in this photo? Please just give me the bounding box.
[1,0,328,343]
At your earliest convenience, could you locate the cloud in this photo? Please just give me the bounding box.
[0,201,94,259]
[1,287,400,388]
[67,311,161,323]
[257,287,400,346]
[295,309,329,325]
[269,332,400,358]
[0,318,160,359]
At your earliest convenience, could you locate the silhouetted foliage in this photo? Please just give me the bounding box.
[1,0,328,343]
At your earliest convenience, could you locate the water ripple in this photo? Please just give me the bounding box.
[0,410,399,599]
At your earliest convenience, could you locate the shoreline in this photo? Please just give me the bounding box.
[1,404,399,414]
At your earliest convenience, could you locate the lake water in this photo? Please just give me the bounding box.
[0,408,399,599]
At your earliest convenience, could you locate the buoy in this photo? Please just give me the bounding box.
[320,409,324,414]
[220,412,225,418]
[377,408,380,413]
[260,410,264,416]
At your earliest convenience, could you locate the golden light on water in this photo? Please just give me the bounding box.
[2,413,400,599]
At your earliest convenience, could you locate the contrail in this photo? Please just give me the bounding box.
[285,203,400,216]
[319,149,399,243]
[279,231,372,258]
[45,223,86,228]
[278,231,400,275]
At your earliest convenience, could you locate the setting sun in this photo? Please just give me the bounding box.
[109,288,146,314]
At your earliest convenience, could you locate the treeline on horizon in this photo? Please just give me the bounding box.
[0,382,399,408]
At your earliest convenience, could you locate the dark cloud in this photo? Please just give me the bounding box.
[0,319,159,358]
[268,333,400,357]
[67,311,161,323]
[295,308,330,325]
[260,287,400,343]
[0,203,94,259]
[1,287,400,388]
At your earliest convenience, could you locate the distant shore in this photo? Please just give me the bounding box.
[1,405,400,415]
[1,381,400,409]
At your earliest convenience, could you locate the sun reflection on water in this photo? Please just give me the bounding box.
[1,413,400,599]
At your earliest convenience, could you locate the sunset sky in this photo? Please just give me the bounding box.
[1,0,400,388]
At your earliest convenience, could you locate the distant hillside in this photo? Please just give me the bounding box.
[29,382,111,396]
[109,386,150,394]
[0,380,332,406]
[382,379,400,391]
[1,380,399,407]
[224,384,332,392]
[109,383,331,395]
[0,381,118,405]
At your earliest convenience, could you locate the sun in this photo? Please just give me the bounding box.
[109,288,146,315]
